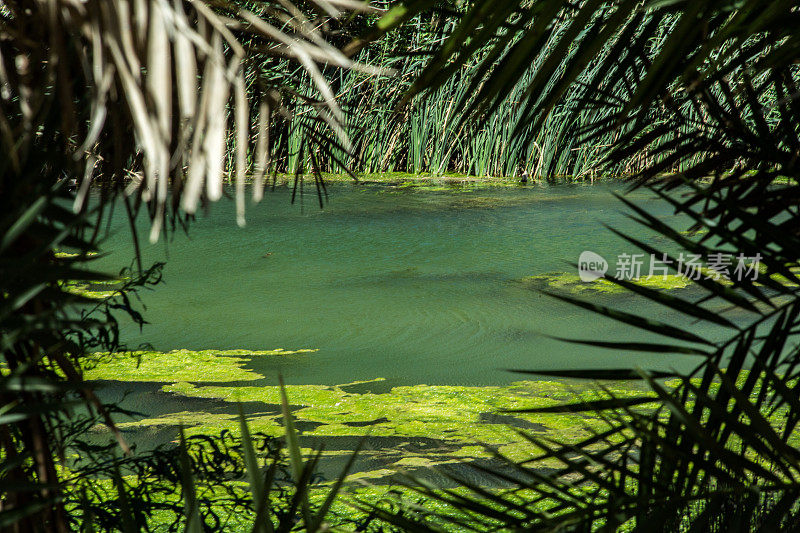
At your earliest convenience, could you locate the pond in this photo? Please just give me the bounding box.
[95,181,708,388]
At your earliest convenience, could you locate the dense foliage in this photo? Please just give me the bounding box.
[4,0,800,531]
[0,0,370,530]
[365,0,800,530]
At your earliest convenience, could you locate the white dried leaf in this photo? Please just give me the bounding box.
[172,0,197,120]
[115,0,143,80]
[146,0,172,143]
[202,35,228,203]
[253,98,270,202]
[234,72,248,227]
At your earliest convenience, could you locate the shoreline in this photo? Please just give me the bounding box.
[232,171,621,189]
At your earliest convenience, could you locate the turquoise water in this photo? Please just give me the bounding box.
[97,182,706,386]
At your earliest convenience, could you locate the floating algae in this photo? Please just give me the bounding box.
[519,271,693,295]
[84,348,317,382]
[86,349,654,480]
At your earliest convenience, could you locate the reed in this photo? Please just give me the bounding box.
[266,13,686,180]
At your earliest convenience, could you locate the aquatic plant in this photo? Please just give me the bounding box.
[60,388,363,531]
[85,351,647,479]
[83,349,316,383]
[520,271,694,295]
[288,12,653,179]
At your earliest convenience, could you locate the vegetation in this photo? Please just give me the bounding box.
[362,0,800,530]
[85,348,649,476]
[3,0,800,531]
[520,271,694,294]
[0,1,374,530]
[83,349,317,382]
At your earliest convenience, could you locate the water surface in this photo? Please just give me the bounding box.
[97,182,705,386]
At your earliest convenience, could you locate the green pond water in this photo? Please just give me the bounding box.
[96,182,709,388]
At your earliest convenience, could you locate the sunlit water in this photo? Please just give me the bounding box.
[96,182,709,387]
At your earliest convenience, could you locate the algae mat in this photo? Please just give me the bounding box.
[87,349,650,483]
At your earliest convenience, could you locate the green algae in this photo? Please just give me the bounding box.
[764,264,800,288]
[85,350,800,529]
[61,283,117,300]
[272,171,522,189]
[148,377,650,471]
[521,265,800,297]
[238,171,623,188]
[54,251,100,259]
[60,277,125,300]
[679,228,709,237]
[520,271,693,295]
[59,267,132,300]
[88,349,652,480]
[84,348,316,382]
[116,411,242,429]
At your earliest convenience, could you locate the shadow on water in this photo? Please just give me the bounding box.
[90,380,277,419]
[90,379,554,486]
[479,412,549,432]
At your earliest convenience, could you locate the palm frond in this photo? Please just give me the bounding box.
[365,1,800,530]
[0,0,383,242]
